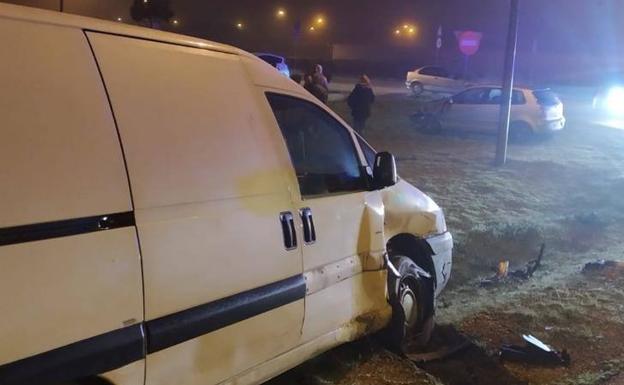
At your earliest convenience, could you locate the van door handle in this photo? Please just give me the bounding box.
[299,208,316,244]
[279,212,297,250]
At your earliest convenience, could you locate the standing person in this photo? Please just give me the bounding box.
[312,64,329,104]
[347,75,375,134]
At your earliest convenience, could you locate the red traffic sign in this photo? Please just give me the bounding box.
[455,30,483,56]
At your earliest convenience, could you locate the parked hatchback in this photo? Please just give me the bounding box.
[413,86,565,138]
[405,65,470,96]
[0,4,452,385]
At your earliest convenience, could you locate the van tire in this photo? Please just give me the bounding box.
[384,256,434,353]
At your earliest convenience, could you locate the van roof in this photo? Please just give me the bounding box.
[0,3,241,55]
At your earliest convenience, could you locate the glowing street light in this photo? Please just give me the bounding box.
[316,16,325,25]
[394,23,418,38]
[236,22,244,30]
[309,26,316,32]
[172,19,179,25]
[276,8,286,18]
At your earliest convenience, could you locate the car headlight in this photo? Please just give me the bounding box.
[606,86,624,115]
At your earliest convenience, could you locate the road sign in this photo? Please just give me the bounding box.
[455,30,483,56]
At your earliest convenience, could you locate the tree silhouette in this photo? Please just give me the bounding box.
[130,0,174,29]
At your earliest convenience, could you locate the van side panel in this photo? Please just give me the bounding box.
[0,16,143,384]
[86,33,304,385]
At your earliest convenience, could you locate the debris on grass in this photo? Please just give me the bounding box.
[480,243,546,286]
[582,259,624,276]
[406,325,472,363]
[500,334,571,367]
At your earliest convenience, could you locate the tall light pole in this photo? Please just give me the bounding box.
[495,0,520,166]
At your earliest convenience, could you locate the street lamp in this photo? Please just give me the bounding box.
[315,16,325,25]
[276,8,286,18]
[394,23,418,39]
[236,22,244,30]
[172,19,179,26]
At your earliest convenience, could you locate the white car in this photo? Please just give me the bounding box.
[413,86,566,138]
[405,65,470,95]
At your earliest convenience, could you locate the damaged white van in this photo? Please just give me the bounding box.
[0,4,452,385]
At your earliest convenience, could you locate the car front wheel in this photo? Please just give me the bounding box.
[410,81,424,96]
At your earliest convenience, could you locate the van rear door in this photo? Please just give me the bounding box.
[0,16,143,385]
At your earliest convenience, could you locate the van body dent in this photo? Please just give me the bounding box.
[0,4,452,385]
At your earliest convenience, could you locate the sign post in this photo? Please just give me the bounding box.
[495,0,520,166]
[435,25,443,64]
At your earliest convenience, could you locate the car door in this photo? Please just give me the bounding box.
[478,87,503,132]
[87,32,304,385]
[432,67,460,94]
[265,93,388,342]
[440,87,489,131]
[418,66,443,92]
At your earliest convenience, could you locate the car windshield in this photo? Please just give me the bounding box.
[533,90,561,106]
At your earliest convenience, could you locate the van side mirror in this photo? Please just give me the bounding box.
[373,152,397,189]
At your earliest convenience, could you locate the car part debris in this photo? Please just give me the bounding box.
[480,243,545,286]
[497,260,509,278]
[406,338,471,363]
[582,259,624,273]
[500,334,570,366]
[406,325,472,363]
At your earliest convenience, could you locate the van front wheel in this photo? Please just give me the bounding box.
[385,256,434,353]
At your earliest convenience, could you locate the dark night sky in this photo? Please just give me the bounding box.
[3,0,624,58]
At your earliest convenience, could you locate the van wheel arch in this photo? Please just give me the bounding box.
[387,233,437,290]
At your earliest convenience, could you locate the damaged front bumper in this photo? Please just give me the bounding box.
[426,232,453,296]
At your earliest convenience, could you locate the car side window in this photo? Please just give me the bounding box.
[486,88,502,104]
[356,135,376,168]
[266,93,367,198]
[419,67,436,76]
[483,88,526,105]
[512,90,526,105]
[435,68,450,78]
[454,88,487,104]
[355,134,376,178]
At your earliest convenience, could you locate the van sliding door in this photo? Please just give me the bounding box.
[86,31,304,385]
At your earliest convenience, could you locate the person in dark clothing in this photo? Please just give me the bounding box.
[347,75,375,134]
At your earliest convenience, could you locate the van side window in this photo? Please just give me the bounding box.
[266,93,367,198]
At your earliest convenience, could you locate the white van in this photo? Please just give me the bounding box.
[0,5,452,385]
